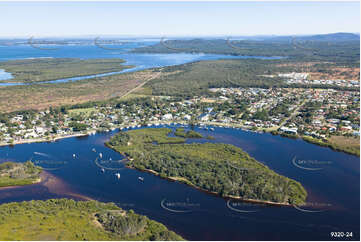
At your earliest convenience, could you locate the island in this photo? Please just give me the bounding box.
[106,128,307,205]
[0,161,42,188]
[0,199,184,241]
[0,58,133,83]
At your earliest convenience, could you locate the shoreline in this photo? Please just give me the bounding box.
[126,165,293,207]
[0,171,94,202]
[0,175,42,190]
[1,120,357,157]
[0,132,91,147]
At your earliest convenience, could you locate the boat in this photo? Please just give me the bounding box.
[115,173,120,179]
[72,154,76,158]
[99,153,103,158]
[210,127,215,131]
[109,157,112,161]
[101,168,105,173]
[138,177,144,181]
[92,148,96,152]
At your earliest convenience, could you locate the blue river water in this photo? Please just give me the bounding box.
[0,125,359,241]
[0,42,281,86]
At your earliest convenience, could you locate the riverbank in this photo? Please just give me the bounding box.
[0,132,91,147]
[127,165,293,207]
[1,120,358,157]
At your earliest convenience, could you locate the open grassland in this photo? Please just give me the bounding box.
[107,128,307,205]
[0,70,160,113]
[0,199,184,241]
[0,58,132,83]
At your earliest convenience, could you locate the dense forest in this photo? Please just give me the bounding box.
[143,59,359,97]
[106,128,307,205]
[0,199,184,241]
[132,35,360,64]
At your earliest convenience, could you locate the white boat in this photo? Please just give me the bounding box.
[138,177,144,181]
[210,127,215,131]
[115,173,120,179]
[99,153,103,158]
[92,148,96,152]
[72,154,76,158]
[101,168,105,173]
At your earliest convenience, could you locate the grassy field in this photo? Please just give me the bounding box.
[107,128,307,205]
[0,69,160,113]
[302,135,360,156]
[0,58,132,83]
[0,199,184,241]
[0,161,42,187]
[68,107,97,117]
[328,135,360,156]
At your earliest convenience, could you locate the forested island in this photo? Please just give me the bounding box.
[0,161,42,188]
[0,199,184,240]
[106,128,307,205]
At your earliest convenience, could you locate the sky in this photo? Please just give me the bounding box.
[0,1,359,37]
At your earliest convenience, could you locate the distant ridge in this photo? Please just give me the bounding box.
[267,32,360,42]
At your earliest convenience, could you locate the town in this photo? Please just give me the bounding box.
[278,72,359,88]
[0,86,359,154]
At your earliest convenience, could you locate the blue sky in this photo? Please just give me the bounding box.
[0,1,359,37]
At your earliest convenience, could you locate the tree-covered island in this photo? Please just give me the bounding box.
[106,128,307,205]
[0,161,42,188]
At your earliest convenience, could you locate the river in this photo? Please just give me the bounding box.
[0,125,359,240]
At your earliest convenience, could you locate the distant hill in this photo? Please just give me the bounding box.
[267,33,360,42]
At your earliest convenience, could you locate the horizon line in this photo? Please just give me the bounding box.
[0,32,360,39]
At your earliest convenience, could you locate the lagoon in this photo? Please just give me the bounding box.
[0,42,282,86]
